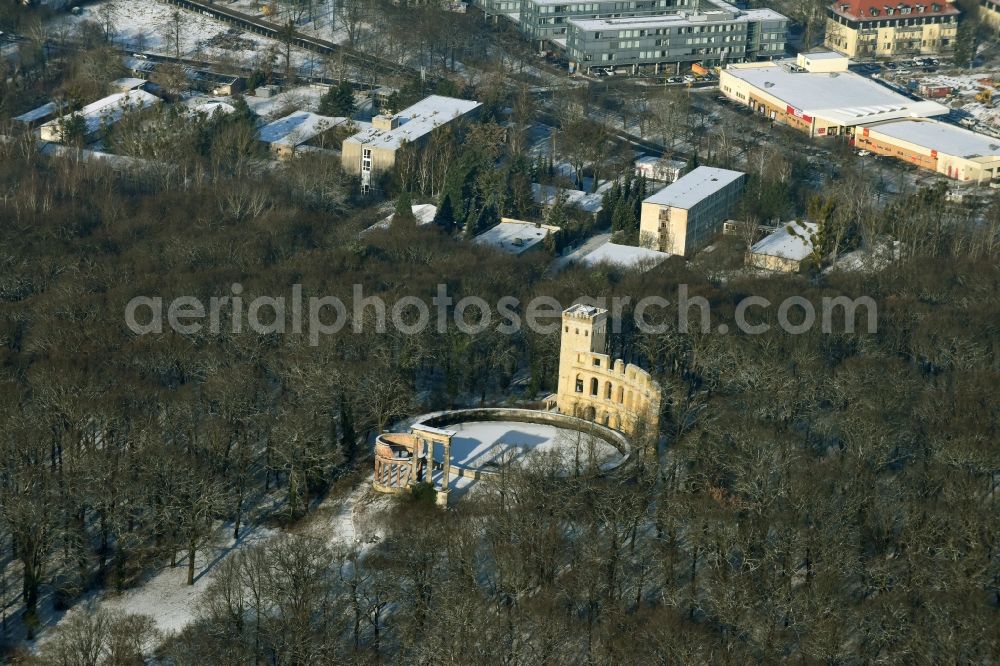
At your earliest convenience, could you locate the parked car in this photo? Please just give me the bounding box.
[857,150,872,157]
[683,74,697,83]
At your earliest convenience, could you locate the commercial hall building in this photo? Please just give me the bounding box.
[719,52,949,138]
[720,51,1000,182]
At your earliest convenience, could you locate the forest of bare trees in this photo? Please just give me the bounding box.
[0,1,997,660]
[0,110,997,660]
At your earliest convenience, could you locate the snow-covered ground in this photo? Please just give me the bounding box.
[441,420,623,471]
[47,0,338,74]
[29,475,390,652]
[225,0,350,43]
[244,84,326,119]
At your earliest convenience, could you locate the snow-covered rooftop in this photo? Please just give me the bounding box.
[258,111,355,147]
[42,90,161,136]
[532,184,604,213]
[473,219,556,255]
[644,166,745,210]
[801,50,847,61]
[724,63,949,125]
[111,77,148,91]
[344,95,481,151]
[13,102,59,124]
[868,119,1000,160]
[750,221,818,261]
[570,6,786,31]
[383,203,437,226]
[363,204,438,234]
[191,101,236,117]
[581,242,671,271]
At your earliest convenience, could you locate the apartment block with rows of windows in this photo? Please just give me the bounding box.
[824,0,960,58]
[516,0,698,46]
[566,5,788,74]
[981,0,1000,30]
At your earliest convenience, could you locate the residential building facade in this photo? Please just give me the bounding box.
[566,6,788,74]
[824,0,960,58]
[341,95,481,192]
[981,0,1000,30]
[639,166,746,256]
[478,0,787,72]
[518,0,698,46]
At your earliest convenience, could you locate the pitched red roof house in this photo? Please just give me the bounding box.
[829,0,960,21]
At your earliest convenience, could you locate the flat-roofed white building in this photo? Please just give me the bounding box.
[39,90,161,143]
[581,242,671,271]
[473,218,560,255]
[532,183,605,215]
[719,53,948,138]
[795,50,849,73]
[635,156,686,183]
[639,166,745,257]
[13,102,61,128]
[855,119,1000,183]
[258,111,369,159]
[341,95,481,191]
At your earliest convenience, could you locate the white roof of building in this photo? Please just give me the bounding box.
[364,204,438,234]
[570,6,785,30]
[14,102,59,124]
[868,119,1000,159]
[258,111,356,147]
[644,166,745,209]
[635,155,685,168]
[750,221,818,261]
[581,242,671,271]
[192,101,236,117]
[343,95,480,151]
[532,184,604,213]
[725,63,949,125]
[111,77,147,91]
[800,50,847,61]
[473,220,555,255]
[43,90,161,135]
[565,303,605,316]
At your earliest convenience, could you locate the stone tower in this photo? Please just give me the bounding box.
[557,304,608,400]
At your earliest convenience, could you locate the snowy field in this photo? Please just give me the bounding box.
[47,0,345,75]
[27,477,391,652]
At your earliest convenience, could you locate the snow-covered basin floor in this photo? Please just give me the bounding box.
[438,420,622,470]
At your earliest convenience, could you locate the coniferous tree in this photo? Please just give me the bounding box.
[393,190,417,226]
[318,81,357,117]
[434,193,457,234]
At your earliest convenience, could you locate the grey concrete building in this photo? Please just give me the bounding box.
[566,3,788,74]
[517,0,698,46]
[477,0,787,73]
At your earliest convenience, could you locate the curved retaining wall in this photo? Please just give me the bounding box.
[413,408,632,476]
